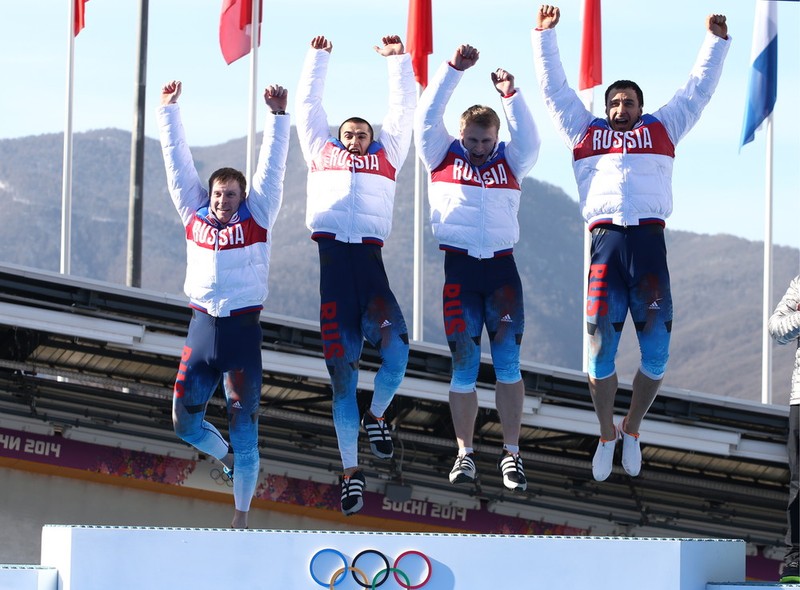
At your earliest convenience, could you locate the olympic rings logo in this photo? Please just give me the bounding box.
[209,467,233,488]
[309,548,433,589]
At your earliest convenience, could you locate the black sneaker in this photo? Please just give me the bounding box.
[449,453,476,484]
[362,412,393,459]
[499,451,527,492]
[780,550,799,584]
[340,470,366,516]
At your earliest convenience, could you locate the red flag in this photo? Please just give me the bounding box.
[219,0,263,65]
[74,0,89,37]
[578,0,602,91]
[406,0,433,88]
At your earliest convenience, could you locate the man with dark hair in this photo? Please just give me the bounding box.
[603,80,643,108]
[415,43,540,492]
[533,4,730,481]
[768,276,800,584]
[158,80,290,528]
[295,34,415,515]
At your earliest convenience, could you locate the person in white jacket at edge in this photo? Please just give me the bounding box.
[158,81,290,529]
[415,43,540,493]
[532,4,730,481]
[768,276,800,584]
[295,35,415,516]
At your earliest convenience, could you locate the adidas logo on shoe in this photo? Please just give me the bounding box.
[449,453,476,484]
[341,470,366,516]
[362,412,393,459]
[499,452,527,492]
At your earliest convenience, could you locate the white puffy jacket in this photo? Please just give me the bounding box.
[769,275,800,405]
[295,48,415,245]
[532,27,730,228]
[158,104,289,317]
[415,61,540,259]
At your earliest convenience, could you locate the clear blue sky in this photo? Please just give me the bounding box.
[2,0,799,250]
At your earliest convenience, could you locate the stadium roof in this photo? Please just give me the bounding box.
[0,263,789,547]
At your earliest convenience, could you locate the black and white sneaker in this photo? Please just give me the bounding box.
[449,453,476,484]
[362,412,393,459]
[499,452,527,492]
[340,470,366,516]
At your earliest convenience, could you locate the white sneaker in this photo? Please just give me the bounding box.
[449,453,476,484]
[618,423,641,477]
[592,437,617,481]
[498,452,527,492]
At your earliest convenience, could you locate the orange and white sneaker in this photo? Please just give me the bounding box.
[618,423,641,477]
[592,435,617,481]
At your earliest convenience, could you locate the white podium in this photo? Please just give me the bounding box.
[0,565,57,590]
[29,525,749,590]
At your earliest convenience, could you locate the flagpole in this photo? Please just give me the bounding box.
[407,0,432,342]
[579,93,593,374]
[412,85,425,342]
[578,0,601,374]
[61,0,76,275]
[761,114,774,405]
[127,0,149,288]
[245,0,259,181]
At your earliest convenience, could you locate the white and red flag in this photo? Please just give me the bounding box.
[578,0,602,107]
[219,0,262,65]
[406,0,433,88]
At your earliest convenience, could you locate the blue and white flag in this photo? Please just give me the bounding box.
[740,0,778,147]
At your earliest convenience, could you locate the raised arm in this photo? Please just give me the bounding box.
[157,80,207,225]
[161,80,182,105]
[640,14,731,144]
[263,83,288,113]
[375,35,416,169]
[295,36,334,163]
[537,4,560,29]
[374,34,404,57]
[531,5,595,149]
[248,85,290,231]
[494,68,540,179]
[491,68,515,97]
[451,44,479,72]
[707,13,728,40]
[769,277,800,346]
[414,44,479,170]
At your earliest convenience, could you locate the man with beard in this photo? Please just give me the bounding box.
[533,5,730,481]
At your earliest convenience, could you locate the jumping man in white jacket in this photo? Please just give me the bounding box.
[533,4,730,482]
[415,43,541,493]
[295,34,416,516]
